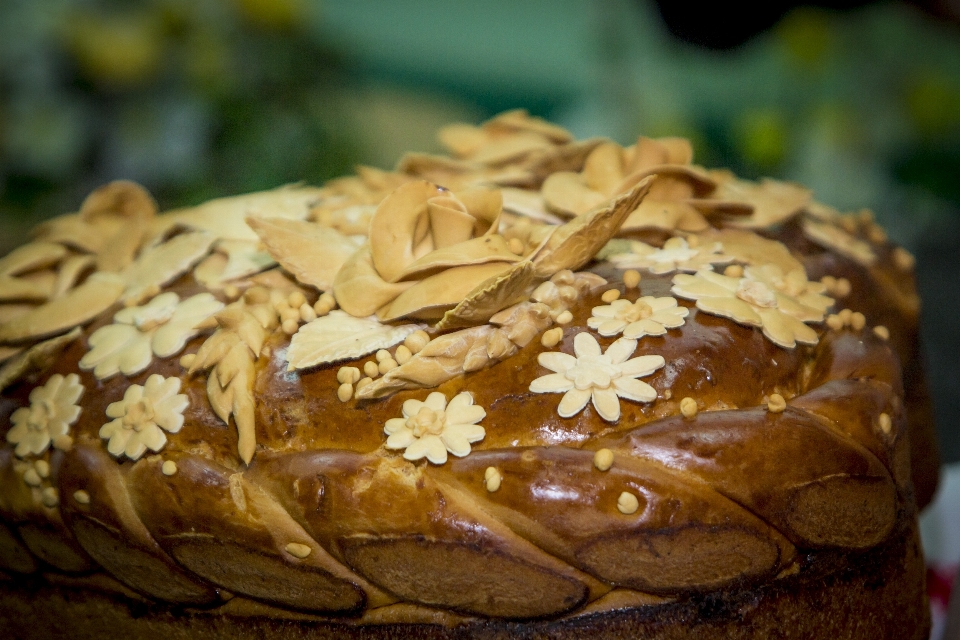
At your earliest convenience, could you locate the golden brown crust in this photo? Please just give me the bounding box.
[0,265,922,619]
[0,110,937,635]
[0,520,929,638]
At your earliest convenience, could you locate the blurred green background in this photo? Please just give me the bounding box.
[1,0,959,460]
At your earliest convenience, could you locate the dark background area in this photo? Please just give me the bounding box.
[0,0,958,462]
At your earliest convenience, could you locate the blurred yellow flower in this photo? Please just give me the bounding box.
[233,0,307,31]
[64,11,165,86]
[906,72,960,137]
[735,109,787,170]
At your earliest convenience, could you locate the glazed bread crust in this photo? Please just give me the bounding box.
[0,112,937,637]
[0,267,920,621]
[0,519,929,638]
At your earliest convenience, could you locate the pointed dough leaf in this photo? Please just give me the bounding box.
[287,310,423,369]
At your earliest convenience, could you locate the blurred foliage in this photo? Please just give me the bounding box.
[0,0,361,234]
[734,109,789,170]
[622,2,960,223]
[776,7,834,69]
[906,71,960,138]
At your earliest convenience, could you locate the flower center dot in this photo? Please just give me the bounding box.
[27,402,52,431]
[566,356,618,390]
[123,399,155,432]
[409,407,445,437]
[736,280,778,308]
[623,301,653,322]
[132,305,176,331]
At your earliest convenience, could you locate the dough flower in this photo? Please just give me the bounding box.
[588,296,689,339]
[99,374,188,461]
[6,374,84,457]
[529,332,664,422]
[608,237,732,274]
[384,391,486,465]
[671,265,833,349]
[80,291,223,379]
[334,178,648,328]
[333,180,515,322]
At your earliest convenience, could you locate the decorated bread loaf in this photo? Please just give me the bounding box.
[0,110,936,638]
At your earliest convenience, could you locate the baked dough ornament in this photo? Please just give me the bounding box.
[530,332,665,421]
[79,292,224,379]
[99,374,188,461]
[607,236,733,274]
[587,296,689,339]
[383,391,486,464]
[6,373,83,457]
[671,265,833,349]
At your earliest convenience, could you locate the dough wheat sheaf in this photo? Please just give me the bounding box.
[0,111,935,639]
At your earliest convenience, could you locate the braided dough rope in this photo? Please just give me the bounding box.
[0,320,906,620]
[58,444,217,604]
[357,274,606,400]
[0,447,93,573]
